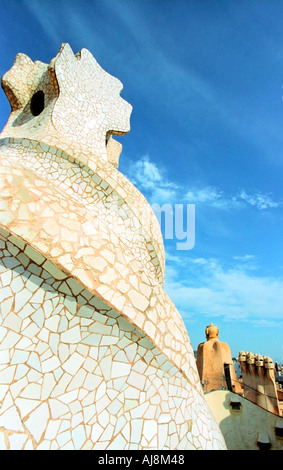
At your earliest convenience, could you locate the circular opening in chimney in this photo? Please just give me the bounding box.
[30,90,45,116]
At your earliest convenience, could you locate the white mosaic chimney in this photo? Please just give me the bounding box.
[0,44,226,450]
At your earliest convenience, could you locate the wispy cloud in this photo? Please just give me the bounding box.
[237,189,281,210]
[125,154,178,204]
[126,155,282,212]
[23,0,63,47]
[98,0,223,120]
[233,254,256,261]
[184,186,241,209]
[164,252,283,323]
[232,254,258,271]
[184,186,282,210]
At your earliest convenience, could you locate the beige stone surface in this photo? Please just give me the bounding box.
[206,390,283,450]
[0,44,226,449]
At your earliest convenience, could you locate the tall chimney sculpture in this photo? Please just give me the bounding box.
[0,44,226,450]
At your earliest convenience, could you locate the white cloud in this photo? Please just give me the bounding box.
[231,255,258,271]
[164,254,283,323]
[184,186,239,209]
[184,186,281,211]
[186,187,223,203]
[233,254,255,261]
[237,189,281,209]
[125,154,177,204]
[127,155,282,213]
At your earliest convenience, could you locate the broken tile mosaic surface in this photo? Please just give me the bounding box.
[0,44,226,449]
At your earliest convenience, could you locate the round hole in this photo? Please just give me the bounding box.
[30,90,45,116]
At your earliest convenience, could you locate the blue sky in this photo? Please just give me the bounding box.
[0,0,283,362]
